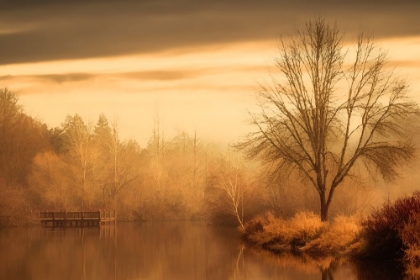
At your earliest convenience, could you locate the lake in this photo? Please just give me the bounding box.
[0,222,406,280]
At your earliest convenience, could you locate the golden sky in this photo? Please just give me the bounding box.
[1,1,420,146]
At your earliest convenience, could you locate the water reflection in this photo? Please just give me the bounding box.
[0,222,409,280]
[350,259,405,280]
[237,247,354,280]
[240,244,409,280]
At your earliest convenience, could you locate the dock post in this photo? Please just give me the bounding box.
[64,210,67,228]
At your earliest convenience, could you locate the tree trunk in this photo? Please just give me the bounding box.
[320,194,329,222]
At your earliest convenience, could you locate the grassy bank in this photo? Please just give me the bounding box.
[240,212,361,256]
[240,191,420,273]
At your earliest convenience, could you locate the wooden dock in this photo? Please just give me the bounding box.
[39,210,116,228]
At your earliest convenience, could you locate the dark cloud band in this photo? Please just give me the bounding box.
[0,0,419,65]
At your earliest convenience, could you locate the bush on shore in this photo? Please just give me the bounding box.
[240,211,361,256]
[401,213,420,276]
[241,191,420,276]
[301,215,361,255]
[357,191,420,261]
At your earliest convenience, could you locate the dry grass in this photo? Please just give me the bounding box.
[241,212,323,251]
[302,215,362,256]
[263,212,324,250]
[241,211,361,256]
[242,194,420,277]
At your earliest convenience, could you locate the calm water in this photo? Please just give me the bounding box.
[0,222,406,280]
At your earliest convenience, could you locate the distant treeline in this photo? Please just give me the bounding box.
[1,88,419,227]
[0,88,270,226]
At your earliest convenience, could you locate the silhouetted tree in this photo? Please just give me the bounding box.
[241,19,419,221]
[94,114,112,145]
[47,127,65,154]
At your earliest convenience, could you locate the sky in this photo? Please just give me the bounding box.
[1,0,420,147]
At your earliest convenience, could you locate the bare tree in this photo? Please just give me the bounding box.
[93,116,140,209]
[148,107,165,195]
[241,19,419,221]
[62,115,95,210]
[205,148,249,227]
[219,149,246,228]
[105,126,140,209]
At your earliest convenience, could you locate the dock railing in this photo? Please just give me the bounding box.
[38,210,116,228]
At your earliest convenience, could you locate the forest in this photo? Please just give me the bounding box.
[2,85,419,228]
[0,87,264,225]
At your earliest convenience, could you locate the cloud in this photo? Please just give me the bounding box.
[119,70,200,81]
[39,73,95,84]
[386,60,420,69]
[0,0,419,65]
[0,73,94,84]
[0,70,200,85]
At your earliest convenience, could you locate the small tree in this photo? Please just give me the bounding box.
[217,150,247,228]
[241,19,418,221]
[93,116,140,209]
[205,148,251,227]
[61,114,96,210]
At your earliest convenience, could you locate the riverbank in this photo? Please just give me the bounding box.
[240,191,420,276]
[240,212,361,257]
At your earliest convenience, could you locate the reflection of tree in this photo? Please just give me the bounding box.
[241,245,408,280]
[5,224,409,280]
[233,245,245,280]
[114,226,117,280]
[321,268,335,280]
[351,260,405,280]
[82,228,86,280]
[241,246,349,279]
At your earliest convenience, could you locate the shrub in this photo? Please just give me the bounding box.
[240,212,279,246]
[303,215,361,255]
[400,213,420,268]
[358,191,420,260]
[241,211,363,256]
[241,211,325,253]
